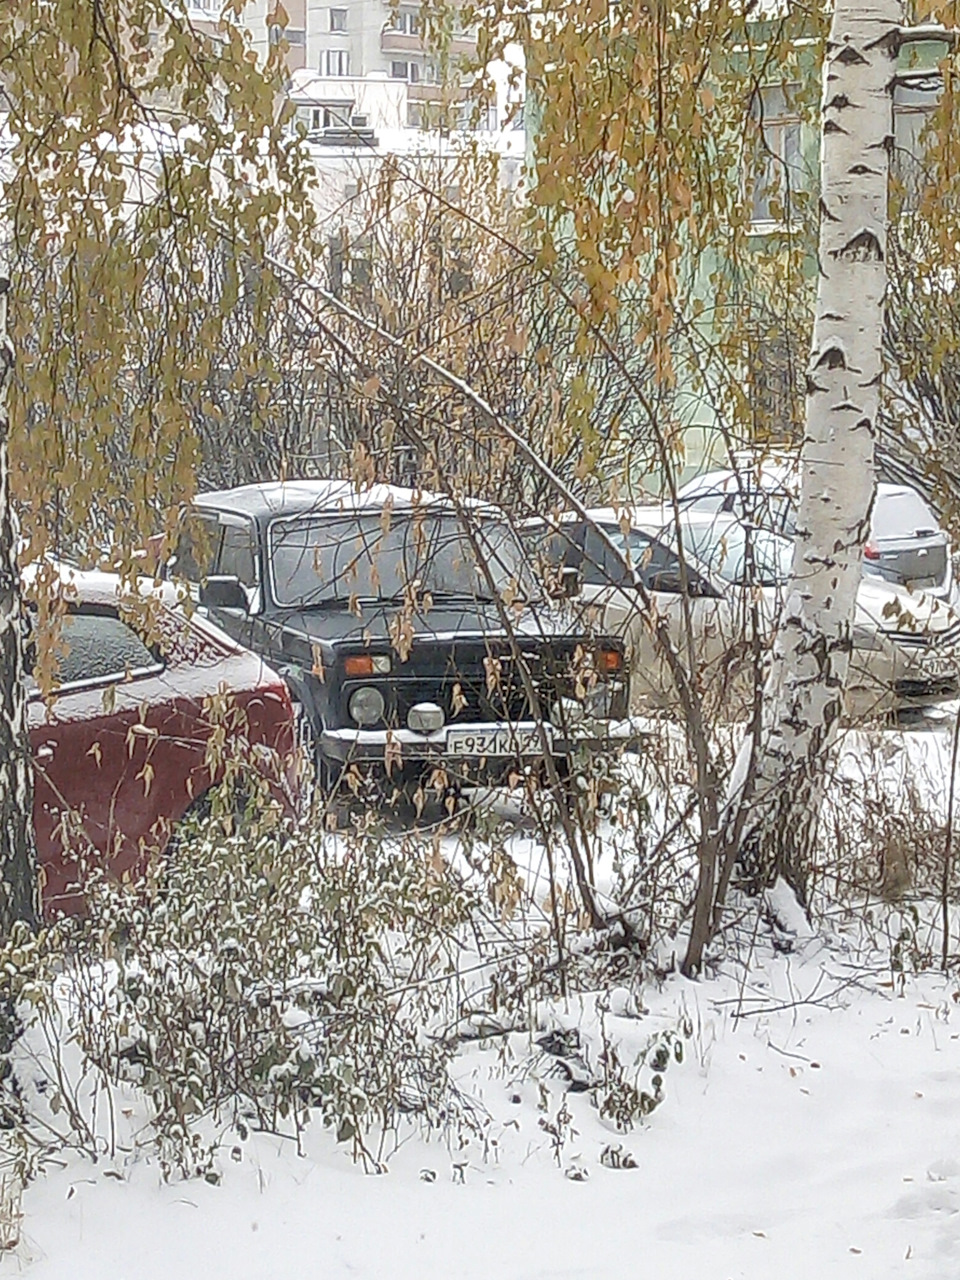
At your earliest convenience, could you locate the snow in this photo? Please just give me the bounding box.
[9,945,960,1279]
[9,713,960,1280]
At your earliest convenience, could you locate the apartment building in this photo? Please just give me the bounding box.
[181,1,524,209]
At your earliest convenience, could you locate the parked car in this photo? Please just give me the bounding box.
[169,480,629,796]
[676,463,956,603]
[523,508,960,720]
[29,570,297,916]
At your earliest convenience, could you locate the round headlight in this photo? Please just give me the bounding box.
[349,686,386,726]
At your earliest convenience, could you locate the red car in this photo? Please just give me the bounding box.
[28,571,297,916]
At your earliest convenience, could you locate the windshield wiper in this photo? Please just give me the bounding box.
[287,595,371,611]
[425,590,497,604]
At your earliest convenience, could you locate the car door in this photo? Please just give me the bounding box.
[209,514,261,649]
[625,536,737,710]
[176,509,264,650]
[30,607,188,915]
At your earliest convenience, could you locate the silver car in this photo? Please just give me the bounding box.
[676,465,955,603]
[525,508,960,721]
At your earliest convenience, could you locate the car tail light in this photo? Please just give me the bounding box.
[344,653,391,677]
[864,543,880,560]
[597,647,623,674]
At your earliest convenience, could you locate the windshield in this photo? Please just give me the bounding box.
[269,511,537,608]
[676,519,793,587]
[600,524,655,568]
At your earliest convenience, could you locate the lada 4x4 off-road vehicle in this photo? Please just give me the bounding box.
[170,480,628,799]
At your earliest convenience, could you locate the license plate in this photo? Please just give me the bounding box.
[447,727,548,757]
[924,653,957,678]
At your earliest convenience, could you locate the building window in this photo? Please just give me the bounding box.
[746,321,803,438]
[324,49,350,76]
[272,24,306,45]
[457,101,497,132]
[748,84,804,227]
[893,78,940,197]
[390,9,420,34]
[311,104,352,129]
[406,101,423,128]
[390,59,419,82]
[329,7,347,31]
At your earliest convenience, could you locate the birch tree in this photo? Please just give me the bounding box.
[449,0,926,964]
[0,272,35,934]
[705,0,901,933]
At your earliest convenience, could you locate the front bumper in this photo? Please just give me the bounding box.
[849,637,960,716]
[319,719,619,767]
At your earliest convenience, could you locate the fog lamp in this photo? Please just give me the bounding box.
[408,702,445,733]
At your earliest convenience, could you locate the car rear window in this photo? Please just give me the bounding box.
[58,612,158,685]
[874,488,937,538]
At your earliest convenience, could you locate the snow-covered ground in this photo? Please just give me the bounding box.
[9,944,960,1280]
[8,711,960,1280]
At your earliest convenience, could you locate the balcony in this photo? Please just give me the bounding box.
[407,83,468,103]
[381,29,422,54]
[309,125,379,148]
[380,27,476,57]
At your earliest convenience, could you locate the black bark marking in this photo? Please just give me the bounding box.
[835,44,868,66]
[815,345,846,370]
[832,230,883,263]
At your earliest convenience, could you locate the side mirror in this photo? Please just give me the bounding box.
[200,575,248,611]
[649,571,684,594]
[558,566,582,598]
[649,572,717,598]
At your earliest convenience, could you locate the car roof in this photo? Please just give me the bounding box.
[674,510,792,542]
[195,479,497,522]
[520,506,671,532]
[22,563,185,611]
[584,504,669,527]
[677,463,798,498]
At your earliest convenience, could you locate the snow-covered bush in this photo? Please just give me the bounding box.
[40,806,482,1177]
[0,743,676,1188]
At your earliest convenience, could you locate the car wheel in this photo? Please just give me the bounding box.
[158,779,253,894]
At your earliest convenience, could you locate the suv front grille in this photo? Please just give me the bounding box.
[346,639,623,729]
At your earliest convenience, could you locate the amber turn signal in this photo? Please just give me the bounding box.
[597,647,623,673]
[344,653,391,677]
[345,655,373,677]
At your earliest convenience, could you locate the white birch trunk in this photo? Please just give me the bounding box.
[0,272,37,934]
[743,0,900,886]
[684,0,901,969]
